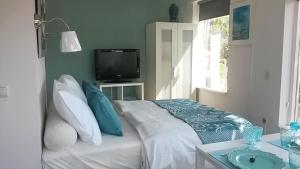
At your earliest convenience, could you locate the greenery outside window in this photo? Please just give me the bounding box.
[198,15,229,93]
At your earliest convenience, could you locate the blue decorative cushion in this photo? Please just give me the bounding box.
[82,81,123,136]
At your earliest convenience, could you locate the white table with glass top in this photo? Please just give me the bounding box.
[196,133,289,169]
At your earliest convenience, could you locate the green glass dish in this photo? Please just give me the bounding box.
[227,148,286,169]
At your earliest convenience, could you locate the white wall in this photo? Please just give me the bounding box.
[0,0,46,168]
[248,0,285,133]
[279,0,299,126]
[198,45,252,118]
[197,0,296,133]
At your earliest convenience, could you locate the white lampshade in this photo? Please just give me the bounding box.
[60,31,82,52]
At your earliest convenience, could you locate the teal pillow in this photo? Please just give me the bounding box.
[82,81,123,136]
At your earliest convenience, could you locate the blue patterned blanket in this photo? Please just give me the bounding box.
[152,99,252,144]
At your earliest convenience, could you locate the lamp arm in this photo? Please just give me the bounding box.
[41,17,71,30]
[34,16,70,30]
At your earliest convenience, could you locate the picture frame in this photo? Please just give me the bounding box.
[35,0,46,58]
[229,0,252,45]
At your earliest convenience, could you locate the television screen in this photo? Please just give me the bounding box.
[95,49,140,82]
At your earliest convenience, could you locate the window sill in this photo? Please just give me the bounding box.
[197,87,228,94]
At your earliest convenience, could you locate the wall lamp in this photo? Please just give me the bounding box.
[34,15,82,53]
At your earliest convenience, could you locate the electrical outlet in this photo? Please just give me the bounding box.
[262,118,267,124]
[265,71,270,80]
[0,86,9,98]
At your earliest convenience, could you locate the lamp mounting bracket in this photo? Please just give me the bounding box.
[34,15,71,31]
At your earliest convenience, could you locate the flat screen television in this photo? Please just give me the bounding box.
[95,49,140,82]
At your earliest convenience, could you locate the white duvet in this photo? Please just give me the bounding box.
[114,100,202,169]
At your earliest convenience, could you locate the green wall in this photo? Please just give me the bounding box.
[45,0,185,99]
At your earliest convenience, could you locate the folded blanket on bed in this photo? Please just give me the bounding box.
[114,100,201,169]
[152,99,252,144]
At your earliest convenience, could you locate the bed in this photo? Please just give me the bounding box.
[42,116,142,169]
[114,99,251,169]
[43,99,251,169]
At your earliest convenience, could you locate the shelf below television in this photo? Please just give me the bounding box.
[97,82,144,101]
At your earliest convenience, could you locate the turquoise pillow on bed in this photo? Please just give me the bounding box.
[82,81,123,136]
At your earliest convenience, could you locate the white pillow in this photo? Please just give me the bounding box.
[58,74,87,103]
[44,102,77,150]
[53,80,102,145]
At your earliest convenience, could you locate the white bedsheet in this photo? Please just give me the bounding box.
[42,116,142,169]
[114,100,202,169]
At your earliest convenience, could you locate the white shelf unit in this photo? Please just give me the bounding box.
[145,22,198,100]
[98,82,144,101]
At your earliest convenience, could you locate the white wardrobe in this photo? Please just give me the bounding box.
[145,22,198,100]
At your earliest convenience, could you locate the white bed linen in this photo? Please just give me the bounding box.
[114,100,202,169]
[42,117,142,169]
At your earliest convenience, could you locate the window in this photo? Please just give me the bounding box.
[198,15,229,92]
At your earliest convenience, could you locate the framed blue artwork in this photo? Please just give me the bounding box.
[230,0,251,45]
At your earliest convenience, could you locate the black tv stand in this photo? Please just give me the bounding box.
[104,80,132,83]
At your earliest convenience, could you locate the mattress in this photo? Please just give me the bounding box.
[42,116,142,169]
